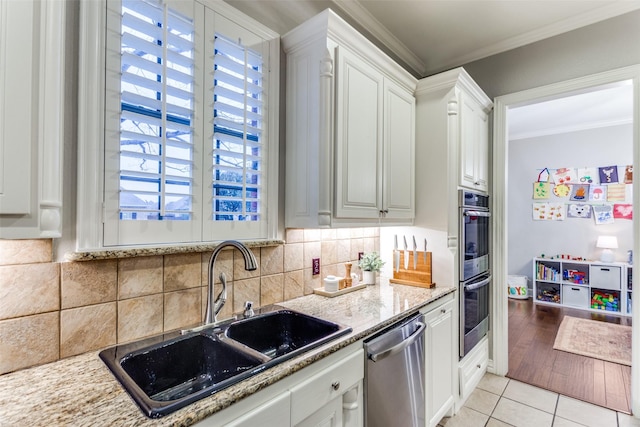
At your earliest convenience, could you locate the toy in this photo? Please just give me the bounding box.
[591,290,619,312]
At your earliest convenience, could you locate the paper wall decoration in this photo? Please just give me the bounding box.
[576,167,599,184]
[593,205,614,225]
[570,184,589,201]
[567,204,592,218]
[553,183,571,198]
[598,166,619,184]
[589,185,607,202]
[552,168,577,184]
[533,203,565,221]
[613,204,633,220]
[607,183,626,202]
[624,165,633,183]
[533,182,549,199]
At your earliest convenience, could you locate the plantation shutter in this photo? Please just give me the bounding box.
[211,34,263,222]
[118,0,195,221]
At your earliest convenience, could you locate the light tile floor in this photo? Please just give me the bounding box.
[438,373,640,427]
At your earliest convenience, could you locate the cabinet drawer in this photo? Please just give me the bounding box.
[562,284,589,308]
[590,265,622,290]
[290,348,364,425]
[459,338,488,400]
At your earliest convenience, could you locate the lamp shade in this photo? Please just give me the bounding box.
[596,236,618,249]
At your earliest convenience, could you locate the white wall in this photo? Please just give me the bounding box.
[508,124,633,280]
[379,226,454,287]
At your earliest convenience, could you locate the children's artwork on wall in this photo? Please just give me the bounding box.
[576,167,599,184]
[606,183,626,202]
[588,185,607,202]
[533,203,565,221]
[569,184,589,201]
[567,203,592,218]
[598,166,619,184]
[592,205,614,225]
[552,167,577,184]
[533,182,550,199]
[533,168,551,199]
[624,165,633,184]
[613,204,633,220]
[553,183,571,198]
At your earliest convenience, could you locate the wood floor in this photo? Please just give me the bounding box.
[507,298,632,413]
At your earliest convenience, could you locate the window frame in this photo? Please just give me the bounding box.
[77,0,280,251]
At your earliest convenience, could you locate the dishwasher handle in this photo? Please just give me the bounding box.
[369,321,425,362]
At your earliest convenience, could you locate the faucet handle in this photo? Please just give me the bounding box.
[243,301,255,318]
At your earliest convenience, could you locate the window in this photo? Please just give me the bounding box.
[78,0,279,249]
[212,34,263,223]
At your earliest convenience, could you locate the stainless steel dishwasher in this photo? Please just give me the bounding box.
[364,313,426,427]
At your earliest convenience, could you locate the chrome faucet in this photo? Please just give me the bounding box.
[205,240,257,324]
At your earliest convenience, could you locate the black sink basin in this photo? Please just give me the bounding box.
[100,332,265,418]
[99,307,351,418]
[225,309,347,358]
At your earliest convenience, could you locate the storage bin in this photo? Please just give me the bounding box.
[508,275,529,299]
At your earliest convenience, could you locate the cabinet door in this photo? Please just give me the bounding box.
[459,94,488,192]
[223,392,291,427]
[383,78,415,219]
[294,396,343,427]
[334,47,384,219]
[424,300,455,427]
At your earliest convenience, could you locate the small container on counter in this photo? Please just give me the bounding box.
[323,275,339,292]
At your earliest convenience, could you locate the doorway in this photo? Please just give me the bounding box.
[491,65,640,415]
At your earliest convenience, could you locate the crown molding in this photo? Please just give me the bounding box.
[331,0,426,76]
[431,2,640,74]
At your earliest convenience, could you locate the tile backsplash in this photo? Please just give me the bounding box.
[0,228,379,375]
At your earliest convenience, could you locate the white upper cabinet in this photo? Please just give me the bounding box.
[459,93,490,192]
[282,9,416,228]
[0,0,65,238]
[414,68,492,233]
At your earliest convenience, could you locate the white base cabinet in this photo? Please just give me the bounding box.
[195,345,364,427]
[419,292,456,427]
[282,9,416,229]
[457,337,489,407]
[423,296,456,427]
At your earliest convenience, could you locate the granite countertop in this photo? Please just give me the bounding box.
[0,280,455,426]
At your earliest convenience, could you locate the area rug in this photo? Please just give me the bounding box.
[553,316,631,366]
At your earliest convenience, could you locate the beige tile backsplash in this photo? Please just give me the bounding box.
[0,228,379,375]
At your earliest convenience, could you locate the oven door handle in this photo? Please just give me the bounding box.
[464,276,491,291]
[463,210,491,218]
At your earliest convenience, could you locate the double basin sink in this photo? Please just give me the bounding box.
[99,308,352,418]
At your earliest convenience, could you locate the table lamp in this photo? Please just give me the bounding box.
[596,235,618,262]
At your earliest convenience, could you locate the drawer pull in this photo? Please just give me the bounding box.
[441,309,446,314]
[600,268,610,271]
[477,364,481,369]
[571,287,580,291]
[331,381,340,391]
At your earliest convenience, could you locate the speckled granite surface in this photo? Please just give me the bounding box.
[0,280,455,426]
[65,240,284,261]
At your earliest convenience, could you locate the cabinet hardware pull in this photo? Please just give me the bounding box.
[572,288,580,291]
[441,309,446,313]
[331,381,340,391]
[476,364,481,369]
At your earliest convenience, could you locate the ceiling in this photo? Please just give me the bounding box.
[224,0,638,138]
[226,0,640,77]
[508,81,634,140]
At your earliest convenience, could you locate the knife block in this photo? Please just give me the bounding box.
[390,251,435,288]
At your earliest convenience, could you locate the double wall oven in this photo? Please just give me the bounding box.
[459,190,491,358]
